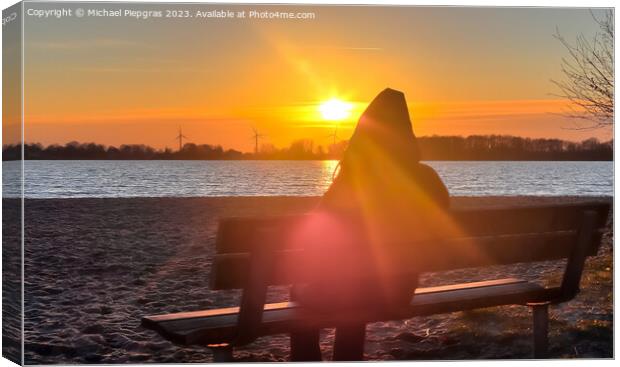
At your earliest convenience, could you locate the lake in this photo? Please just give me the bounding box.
[2,160,613,198]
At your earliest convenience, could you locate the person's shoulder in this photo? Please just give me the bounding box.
[413,162,451,208]
[415,162,441,177]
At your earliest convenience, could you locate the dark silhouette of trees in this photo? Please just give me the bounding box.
[2,135,612,161]
[287,139,315,160]
[2,144,22,160]
[552,10,614,128]
[415,135,612,161]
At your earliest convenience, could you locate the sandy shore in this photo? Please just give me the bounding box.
[6,196,612,363]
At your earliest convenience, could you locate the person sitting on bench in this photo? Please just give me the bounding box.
[290,87,450,361]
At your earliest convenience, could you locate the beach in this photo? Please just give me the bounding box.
[9,196,612,363]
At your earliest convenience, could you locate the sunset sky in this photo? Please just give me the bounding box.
[20,3,613,152]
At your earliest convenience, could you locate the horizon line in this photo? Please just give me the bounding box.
[14,133,614,146]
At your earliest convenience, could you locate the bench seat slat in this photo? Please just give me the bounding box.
[411,277,527,294]
[143,303,289,324]
[142,278,552,346]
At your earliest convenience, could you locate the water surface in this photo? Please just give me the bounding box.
[2,160,613,198]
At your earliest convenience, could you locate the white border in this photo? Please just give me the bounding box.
[1,1,617,367]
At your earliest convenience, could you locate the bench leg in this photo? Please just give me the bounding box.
[333,323,366,361]
[209,344,233,362]
[290,328,322,361]
[531,304,549,358]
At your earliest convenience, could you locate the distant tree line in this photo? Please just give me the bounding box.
[2,135,612,161]
[416,135,612,161]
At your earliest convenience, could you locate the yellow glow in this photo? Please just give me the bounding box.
[319,99,354,121]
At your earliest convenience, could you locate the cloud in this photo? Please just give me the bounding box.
[28,39,139,50]
[412,99,575,122]
[74,66,210,74]
[340,47,382,51]
[24,107,230,124]
[303,45,383,52]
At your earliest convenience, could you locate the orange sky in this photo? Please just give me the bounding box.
[16,4,613,151]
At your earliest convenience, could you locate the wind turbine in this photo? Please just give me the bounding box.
[251,127,266,154]
[176,127,189,152]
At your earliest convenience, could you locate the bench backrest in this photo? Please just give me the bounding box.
[212,202,609,291]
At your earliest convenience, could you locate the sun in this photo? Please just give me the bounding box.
[319,99,353,121]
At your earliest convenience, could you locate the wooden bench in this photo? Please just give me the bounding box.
[142,202,609,361]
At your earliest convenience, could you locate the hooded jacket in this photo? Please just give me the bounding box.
[295,88,450,311]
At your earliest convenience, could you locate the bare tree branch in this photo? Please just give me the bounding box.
[551,9,614,129]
